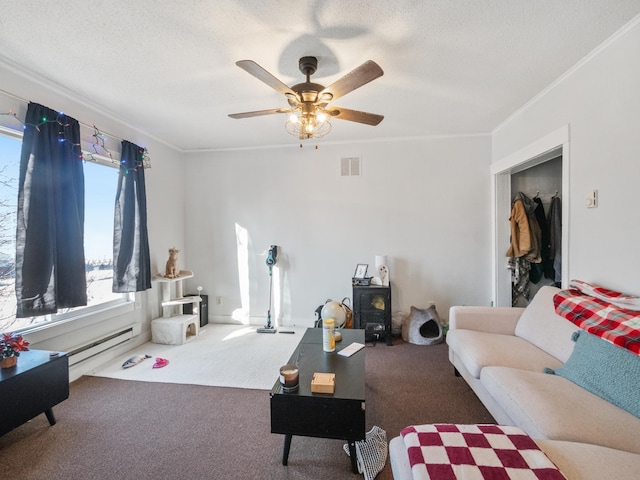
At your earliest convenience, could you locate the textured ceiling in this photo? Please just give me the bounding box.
[1,1,639,151]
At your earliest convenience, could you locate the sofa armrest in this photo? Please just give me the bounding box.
[449,306,525,335]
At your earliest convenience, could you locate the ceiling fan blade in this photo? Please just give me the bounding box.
[319,60,383,101]
[236,60,298,98]
[326,107,384,126]
[228,108,290,119]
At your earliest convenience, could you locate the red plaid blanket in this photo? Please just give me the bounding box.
[553,281,640,355]
[400,424,565,480]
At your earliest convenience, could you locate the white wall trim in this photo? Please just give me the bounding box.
[491,125,569,174]
[0,124,22,139]
[0,53,181,153]
[491,125,570,306]
[184,132,491,154]
[493,13,640,135]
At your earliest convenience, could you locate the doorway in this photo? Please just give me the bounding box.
[491,126,570,307]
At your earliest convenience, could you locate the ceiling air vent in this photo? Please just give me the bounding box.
[341,157,361,177]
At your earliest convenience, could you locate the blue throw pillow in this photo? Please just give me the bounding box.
[545,330,640,418]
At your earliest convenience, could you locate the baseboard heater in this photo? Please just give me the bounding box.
[68,324,141,367]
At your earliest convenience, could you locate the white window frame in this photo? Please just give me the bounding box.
[0,125,134,335]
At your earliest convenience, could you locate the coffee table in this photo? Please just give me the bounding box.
[270,328,366,474]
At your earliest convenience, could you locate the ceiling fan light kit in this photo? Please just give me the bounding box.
[285,104,331,140]
[229,56,384,143]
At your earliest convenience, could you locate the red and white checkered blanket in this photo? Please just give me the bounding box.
[553,280,640,355]
[400,424,565,480]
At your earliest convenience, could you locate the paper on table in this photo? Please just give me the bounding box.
[338,342,365,357]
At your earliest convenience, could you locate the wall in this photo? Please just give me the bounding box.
[0,60,186,378]
[183,135,492,328]
[492,17,640,296]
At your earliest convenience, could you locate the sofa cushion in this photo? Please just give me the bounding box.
[446,330,563,378]
[514,286,579,362]
[536,440,640,480]
[480,366,640,454]
[449,306,524,334]
[546,330,640,418]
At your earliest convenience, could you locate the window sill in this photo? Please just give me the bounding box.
[22,298,136,345]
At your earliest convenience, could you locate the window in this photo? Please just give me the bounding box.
[0,129,130,333]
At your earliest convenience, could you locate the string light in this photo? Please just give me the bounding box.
[92,125,113,160]
[0,109,24,127]
[1,110,152,169]
[14,110,84,157]
[142,148,151,169]
[121,147,150,175]
[82,151,118,167]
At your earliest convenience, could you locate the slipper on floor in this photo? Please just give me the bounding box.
[153,357,169,368]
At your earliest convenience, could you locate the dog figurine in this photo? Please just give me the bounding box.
[165,248,180,278]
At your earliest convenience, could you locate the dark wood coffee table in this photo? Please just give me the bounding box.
[270,328,366,474]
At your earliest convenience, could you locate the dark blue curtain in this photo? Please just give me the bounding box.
[15,103,87,317]
[112,140,151,292]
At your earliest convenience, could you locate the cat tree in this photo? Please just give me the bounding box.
[151,270,202,344]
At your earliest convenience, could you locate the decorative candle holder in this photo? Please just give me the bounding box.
[279,364,299,392]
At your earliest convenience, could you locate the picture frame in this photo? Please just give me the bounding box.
[354,264,368,279]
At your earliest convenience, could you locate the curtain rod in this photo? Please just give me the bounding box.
[0,87,126,144]
[0,87,151,169]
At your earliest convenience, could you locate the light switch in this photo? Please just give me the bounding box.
[586,190,598,208]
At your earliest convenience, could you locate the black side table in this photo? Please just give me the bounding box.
[0,349,69,436]
[353,284,392,345]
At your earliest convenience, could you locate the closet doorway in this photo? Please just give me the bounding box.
[491,126,570,307]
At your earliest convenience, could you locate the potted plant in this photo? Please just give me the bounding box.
[0,332,30,368]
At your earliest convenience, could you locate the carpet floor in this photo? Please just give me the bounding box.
[0,336,494,480]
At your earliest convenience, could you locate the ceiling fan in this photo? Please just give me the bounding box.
[228,56,384,141]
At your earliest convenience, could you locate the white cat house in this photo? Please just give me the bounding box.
[151,270,201,345]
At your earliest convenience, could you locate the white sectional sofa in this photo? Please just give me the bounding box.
[389,285,640,479]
